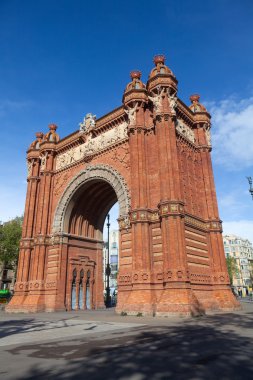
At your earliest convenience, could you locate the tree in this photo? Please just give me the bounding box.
[249,261,253,289]
[226,256,239,285]
[0,216,23,269]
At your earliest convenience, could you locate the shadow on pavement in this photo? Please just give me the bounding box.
[7,310,253,380]
[0,317,80,339]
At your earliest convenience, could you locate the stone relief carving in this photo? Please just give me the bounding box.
[79,113,96,132]
[54,172,71,196]
[148,87,166,113]
[124,103,138,125]
[56,122,128,170]
[119,215,131,229]
[204,124,212,147]
[176,119,195,144]
[112,145,130,169]
[27,160,33,177]
[168,92,177,115]
[40,153,47,171]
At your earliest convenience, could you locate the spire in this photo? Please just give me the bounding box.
[124,70,146,92]
[189,94,207,113]
[43,124,60,143]
[149,54,174,79]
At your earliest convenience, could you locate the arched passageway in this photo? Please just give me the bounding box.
[66,178,118,310]
[52,165,129,311]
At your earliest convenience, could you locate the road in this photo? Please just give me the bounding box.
[0,302,253,380]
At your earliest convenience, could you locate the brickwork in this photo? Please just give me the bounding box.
[6,55,239,315]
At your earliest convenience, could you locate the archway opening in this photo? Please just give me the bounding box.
[103,203,119,307]
[64,178,120,311]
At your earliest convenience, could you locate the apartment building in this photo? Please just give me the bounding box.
[223,234,253,295]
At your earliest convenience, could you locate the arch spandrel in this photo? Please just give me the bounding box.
[52,164,131,235]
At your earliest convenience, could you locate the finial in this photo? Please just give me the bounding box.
[48,123,58,131]
[35,132,43,139]
[189,94,207,113]
[130,71,142,80]
[153,55,166,65]
[190,94,200,103]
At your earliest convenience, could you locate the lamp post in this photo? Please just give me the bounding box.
[247,177,253,200]
[105,214,111,308]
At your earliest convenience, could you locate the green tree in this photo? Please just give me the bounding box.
[249,261,253,289]
[0,216,23,269]
[226,256,239,285]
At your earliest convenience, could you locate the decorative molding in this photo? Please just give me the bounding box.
[52,164,131,234]
[27,160,33,177]
[56,122,128,170]
[184,215,207,231]
[190,273,212,284]
[176,119,195,144]
[40,152,48,171]
[130,209,160,223]
[111,145,130,169]
[124,103,138,125]
[79,113,96,132]
[54,172,71,196]
[204,124,212,147]
[148,88,166,114]
[118,215,131,229]
[168,92,177,115]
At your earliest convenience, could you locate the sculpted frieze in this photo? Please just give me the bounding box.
[112,145,130,169]
[27,160,33,177]
[176,119,195,144]
[204,124,212,147]
[56,122,128,170]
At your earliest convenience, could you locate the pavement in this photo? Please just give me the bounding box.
[0,302,253,380]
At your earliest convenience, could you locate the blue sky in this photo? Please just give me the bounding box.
[1,0,253,241]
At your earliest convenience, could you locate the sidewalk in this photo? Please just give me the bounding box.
[0,302,253,379]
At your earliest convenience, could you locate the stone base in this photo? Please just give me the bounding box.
[116,289,156,316]
[212,287,241,311]
[7,286,240,316]
[115,286,240,317]
[155,287,205,317]
[6,293,46,313]
[116,287,205,317]
[192,287,240,312]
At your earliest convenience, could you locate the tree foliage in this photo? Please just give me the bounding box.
[249,262,253,288]
[0,216,23,268]
[226,256,239,285]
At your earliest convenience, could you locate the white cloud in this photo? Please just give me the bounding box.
[208,96,253,170]
[222,220,253,243]
[218,188,250,220]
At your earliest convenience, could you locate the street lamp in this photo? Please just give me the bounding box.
[247,177,253,200]
[105,214,111,308]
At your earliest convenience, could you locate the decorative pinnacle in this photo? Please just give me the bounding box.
[35,132,43,139]
[130,71,142,80]
[190,94,200,103]
[153,55,166,65]
[48,123,58,131]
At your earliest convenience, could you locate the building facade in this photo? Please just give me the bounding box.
[7,55,238,316]
[223,234,253,295]
[103,229,119,299]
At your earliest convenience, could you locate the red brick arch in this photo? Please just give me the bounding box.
[52,164,130,235]
[7,56,239,315]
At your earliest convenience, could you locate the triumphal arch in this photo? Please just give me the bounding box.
[7,55,238,315]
